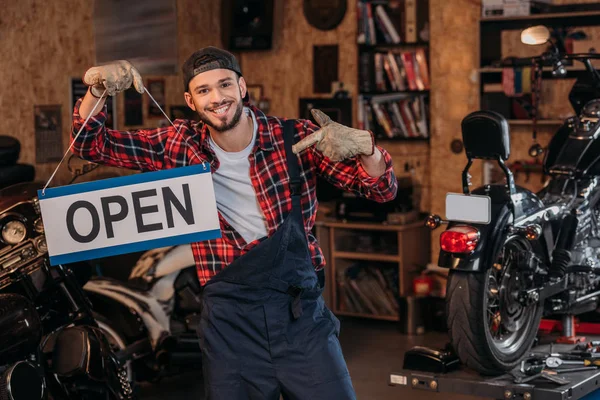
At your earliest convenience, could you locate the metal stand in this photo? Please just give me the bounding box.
[390,341,600,400]
[557,315,586,344]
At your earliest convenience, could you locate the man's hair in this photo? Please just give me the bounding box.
[182,46,249,102]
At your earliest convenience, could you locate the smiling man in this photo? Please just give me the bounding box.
[72,46,397,400]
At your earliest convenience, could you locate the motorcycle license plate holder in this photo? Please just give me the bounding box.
[445,193,491,224]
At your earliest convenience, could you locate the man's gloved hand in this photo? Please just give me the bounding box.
[83,60,144,98]
[292,109,374,162]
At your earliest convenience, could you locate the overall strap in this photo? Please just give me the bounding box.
[282,120,302,202]
[282,119,326,291]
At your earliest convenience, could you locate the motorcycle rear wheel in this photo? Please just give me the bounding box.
[446,235,542,375]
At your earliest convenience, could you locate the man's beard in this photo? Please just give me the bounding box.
[197,98,244,133]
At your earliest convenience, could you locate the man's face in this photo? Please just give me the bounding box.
[184,69,247,132]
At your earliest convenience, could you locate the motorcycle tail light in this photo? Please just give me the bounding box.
[440,226,479,254]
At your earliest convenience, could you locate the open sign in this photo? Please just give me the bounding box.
[38,165,220,265]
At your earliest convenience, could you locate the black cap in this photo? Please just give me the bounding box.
[182,46,243,94]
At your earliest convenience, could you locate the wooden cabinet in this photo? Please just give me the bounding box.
[315,220,430,321]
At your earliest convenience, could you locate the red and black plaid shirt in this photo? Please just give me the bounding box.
[71,100,398,285]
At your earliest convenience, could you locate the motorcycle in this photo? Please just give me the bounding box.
[59,155,204,382]
[426,25,600,375]
[0,182,134,399]
[83,244,202,382]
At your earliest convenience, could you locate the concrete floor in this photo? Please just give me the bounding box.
[138,317,476,400]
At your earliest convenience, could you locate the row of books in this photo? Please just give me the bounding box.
[359,49,430,93]
[358,94,429,139]
[337,265,399,316]
[357,2,401,45]
[357,0,428,45]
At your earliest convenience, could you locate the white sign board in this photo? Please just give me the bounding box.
[445,193,491,224]
[38,164,220,265]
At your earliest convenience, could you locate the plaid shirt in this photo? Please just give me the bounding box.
[71,100,398,285]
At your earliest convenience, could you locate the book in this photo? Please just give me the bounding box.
[371,102,394,138]
[357,2,366,44]
[366,2,377,45]
[414,48,430,89]
[401,52,419,91]
[405,0,417,43]
[375,5,401,43]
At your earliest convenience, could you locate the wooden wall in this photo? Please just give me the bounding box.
[428,0,481,258]
[3,0,596,263]
[0,0,428,207]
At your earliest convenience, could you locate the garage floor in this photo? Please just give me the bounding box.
[138,317,476,400]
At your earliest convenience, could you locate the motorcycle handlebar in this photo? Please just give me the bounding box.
[507,53,600,66]
[505,52,600,84]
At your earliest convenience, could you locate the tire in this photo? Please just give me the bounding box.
[93,313,135,386]
[0,136,20,166]
[445,235,543,375]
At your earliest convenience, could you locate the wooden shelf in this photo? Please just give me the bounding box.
[375,137,430,142]
[479,66,585,73]
[508,119,565,125]
[480,10,600,23]
[316,220,430,322]
[317,220,425,231]
[362,90,430,95]
[359,42,429,50]
[333,251,401,263]
[333,310,400,321]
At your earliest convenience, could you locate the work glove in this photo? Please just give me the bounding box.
[83,60,144,98]
[292,109,374,162]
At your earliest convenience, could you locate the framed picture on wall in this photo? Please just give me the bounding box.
[246,85,263,105]
[34,105,63,163]
[124,86,143,126]
[147,78,166,118]
[298,97,352,127]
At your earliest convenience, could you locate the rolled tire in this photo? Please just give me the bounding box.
[0,136,20,166]
[0,164,35,190]
[93,312,135,386]
[445,235,543,375]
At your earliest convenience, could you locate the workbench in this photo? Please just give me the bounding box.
[389,342,600,400]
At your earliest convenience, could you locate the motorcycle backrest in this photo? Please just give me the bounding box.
[461,111,511,161]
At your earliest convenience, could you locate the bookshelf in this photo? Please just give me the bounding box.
[356,0,430,142]
[316,220,431,321]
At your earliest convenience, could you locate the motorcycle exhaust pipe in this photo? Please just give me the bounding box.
[573,290,600,305]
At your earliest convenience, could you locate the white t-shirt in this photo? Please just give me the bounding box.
[208,108,268,243]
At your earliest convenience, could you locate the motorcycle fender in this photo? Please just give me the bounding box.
[84,289,147,341]
[438,202,513,272]
[84,278,169,348]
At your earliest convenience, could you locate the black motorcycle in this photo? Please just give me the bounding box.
[427,25,600,375]
[0,182,134,399]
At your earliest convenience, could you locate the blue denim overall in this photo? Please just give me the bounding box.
[198,120,356,399]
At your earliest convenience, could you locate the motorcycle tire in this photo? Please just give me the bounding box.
[445,235,543,375]
[92,313,136,392]
[0,136,20,166]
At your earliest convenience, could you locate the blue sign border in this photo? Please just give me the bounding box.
[38,163,210,200]
[49,229,220,265]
